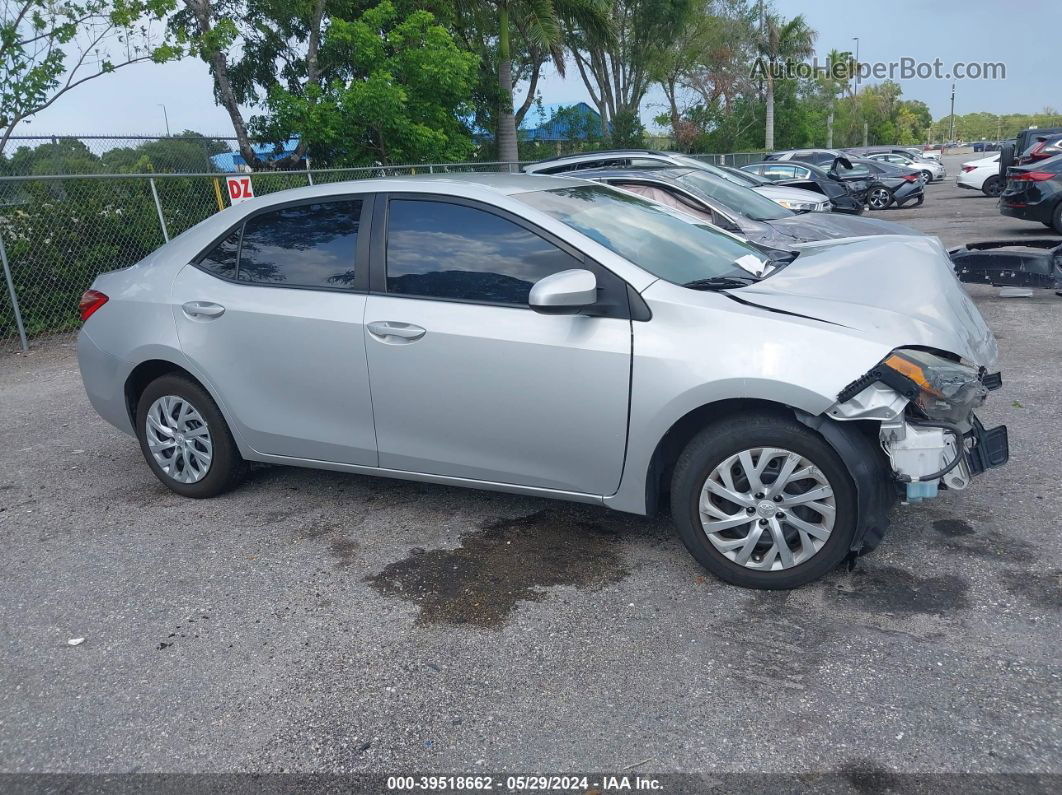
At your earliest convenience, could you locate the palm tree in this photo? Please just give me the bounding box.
[484,1,611,166]
[758,13,815,151]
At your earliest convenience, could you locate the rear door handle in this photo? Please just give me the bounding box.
[367,321,426,342]
[182,301,225,319]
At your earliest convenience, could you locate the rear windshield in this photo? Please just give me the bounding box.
[517,185,766,284]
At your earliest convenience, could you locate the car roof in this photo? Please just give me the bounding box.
[526,149,676,166]
[562,166,696,182]
[228,172,591,210]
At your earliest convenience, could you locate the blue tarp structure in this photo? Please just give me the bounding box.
[210,138,302,171]
[522,102,604,141]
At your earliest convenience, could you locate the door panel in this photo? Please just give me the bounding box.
[171,265,377,465]
[364,295,631,494]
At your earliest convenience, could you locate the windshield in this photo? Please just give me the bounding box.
[517,185,768,284]
[672,170,793,222]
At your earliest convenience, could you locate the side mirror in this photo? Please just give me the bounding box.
[529,269,598,314]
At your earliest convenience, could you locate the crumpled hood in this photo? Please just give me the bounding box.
[767,212,923,243]
[729,235,998,368]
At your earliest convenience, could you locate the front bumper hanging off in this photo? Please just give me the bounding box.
[949,239,1062,293]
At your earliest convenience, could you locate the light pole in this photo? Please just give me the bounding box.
[158,104,170,137]
[852,37,860,95]
[949,83,956,143]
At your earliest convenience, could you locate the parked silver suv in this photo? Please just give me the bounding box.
[77,174,1008,589]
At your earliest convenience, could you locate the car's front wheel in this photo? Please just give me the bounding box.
[921,170,933,182]
[670,415,857,589]
[135,373,246,497]
[867,187,894,210]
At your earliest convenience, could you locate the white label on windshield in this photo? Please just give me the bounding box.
[735,253,768,276]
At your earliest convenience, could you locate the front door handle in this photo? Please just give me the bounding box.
[182,301,226,319]
[367,321,426,342]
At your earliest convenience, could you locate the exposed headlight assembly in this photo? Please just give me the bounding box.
[775,199,819,212]
[838,348,992,424]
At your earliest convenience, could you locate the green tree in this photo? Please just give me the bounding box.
[0,0,179,154]
[452,1,611,165]
[253,2,478,166]
[569,0,692,142]
[755,12,814,151]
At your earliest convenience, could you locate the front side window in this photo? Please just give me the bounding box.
[385,200,582,305]
[517,185,766,285]
[238,201,361,288]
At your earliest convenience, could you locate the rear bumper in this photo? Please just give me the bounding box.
[830,195,865,214]
[1000,202,1051,223]
[77,328,135,436]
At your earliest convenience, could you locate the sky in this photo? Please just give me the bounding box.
[10,0,1058,142]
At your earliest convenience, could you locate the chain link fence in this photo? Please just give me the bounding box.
[0,139,769,353]
[0,160,533,352]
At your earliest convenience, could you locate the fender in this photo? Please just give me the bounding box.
[795,409,895,555]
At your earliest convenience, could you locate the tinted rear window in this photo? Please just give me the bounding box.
[238,201,361,288]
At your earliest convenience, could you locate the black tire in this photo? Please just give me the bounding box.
[135,373,246,498]
[670,414,858,590]
[913,194,924,207]
[981,175,1002,198]
[1053,201,1062,235]
[921,170,933,182]
[998,143,1014,178]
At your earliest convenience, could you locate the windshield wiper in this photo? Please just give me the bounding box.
[682,275,760,290]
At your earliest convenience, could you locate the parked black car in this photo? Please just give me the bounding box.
[998,127,1062,179]
[1000,153,1062,234]
[833,157,925,210]
[1016,133,1062,166]
[741,160,865,214]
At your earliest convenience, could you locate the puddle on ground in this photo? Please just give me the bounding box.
[932,518,975,536]
[367,509,630,627]
[829,564,970,614]
[1003,569,1062,610]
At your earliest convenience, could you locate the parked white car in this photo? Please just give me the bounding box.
[956,154,1003,197]
[866,152,946,182]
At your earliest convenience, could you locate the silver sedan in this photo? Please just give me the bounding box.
[77,173,1008,589]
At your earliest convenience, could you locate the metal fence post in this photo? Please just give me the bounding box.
[149,177,169,242]
[0,231,29,353]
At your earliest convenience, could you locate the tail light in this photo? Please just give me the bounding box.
[903,173,919,182]
[961,165,976,173]
[79,289,109,321]
[1009,171,1055,182]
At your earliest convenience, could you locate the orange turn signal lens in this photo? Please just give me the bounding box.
[883,353,942,397]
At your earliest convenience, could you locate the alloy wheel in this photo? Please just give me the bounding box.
[868,187,892,209]
[145,395,213,483]
[698,447,836,571]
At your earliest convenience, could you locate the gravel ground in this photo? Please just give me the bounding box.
[1,154,1060,779]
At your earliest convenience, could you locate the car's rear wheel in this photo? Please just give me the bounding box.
[867,187,893,210]
[1053,201,1062,235]
[981,175,1002,197]
[670,415,857,589]
[135,374,246,497]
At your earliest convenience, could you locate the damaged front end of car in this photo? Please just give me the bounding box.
[828,347,1008,535]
